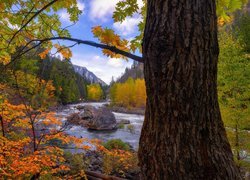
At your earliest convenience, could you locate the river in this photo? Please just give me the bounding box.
[56,102,144,150]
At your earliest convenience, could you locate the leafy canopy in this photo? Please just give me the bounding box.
[0,0,248,66]
[0,0,81,65]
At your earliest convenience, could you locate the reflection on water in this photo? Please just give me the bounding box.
[57,102,144,150]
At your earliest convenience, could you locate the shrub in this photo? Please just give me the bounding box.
[63,152,87,177]
[103,139,130,151]
[103,149,139,177]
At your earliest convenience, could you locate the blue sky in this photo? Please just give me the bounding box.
[55,0,143,84]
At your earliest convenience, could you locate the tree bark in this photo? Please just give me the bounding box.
[138,0,241,179]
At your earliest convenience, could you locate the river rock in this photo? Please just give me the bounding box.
[79,105,95,120]
[118,119,130,124]
[84,151,103,173]
[67,113,81,125]
[81,105,117,130]
[76,105,85,110]
[66,112,89,127]
[67,105,117,130]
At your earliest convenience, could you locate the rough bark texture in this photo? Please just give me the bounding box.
[138,0,241,179]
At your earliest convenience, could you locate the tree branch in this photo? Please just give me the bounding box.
[2,0,143,68]
[3,36,143,70]
[34,37,143,62]
[50,43,78,56]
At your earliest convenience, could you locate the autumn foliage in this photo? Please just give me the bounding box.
[0,83,87,178]
[89,139,139,177]
[0,80,137,178]
[110,78,146,108]
[87,83,104,101]
[103,149,138,177]
[92,26,130,59]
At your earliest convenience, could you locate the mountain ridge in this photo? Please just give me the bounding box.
[73,64,107,86]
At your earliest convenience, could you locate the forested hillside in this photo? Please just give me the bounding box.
[114,62,143,83]
[39,56,89,104]
[4,52,105,104]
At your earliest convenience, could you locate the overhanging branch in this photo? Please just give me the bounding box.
[4,36,143,69]
[36,37,143,63]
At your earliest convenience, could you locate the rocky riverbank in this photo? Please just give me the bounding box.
[83,150,140,179]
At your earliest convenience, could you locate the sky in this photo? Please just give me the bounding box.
[55,0,143,84]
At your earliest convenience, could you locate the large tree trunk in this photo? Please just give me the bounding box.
[138,0,241,179]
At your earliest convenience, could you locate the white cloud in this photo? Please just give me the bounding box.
[71,54,133,84]
[59,11,70,22]
[107,58,124,68]
[77,0,85,11]
[113,15,142,36]
[89,0,119,22]
[89,0,144,22]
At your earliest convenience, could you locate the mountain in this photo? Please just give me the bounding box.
[115,62,144,83]
[73,65,107,86]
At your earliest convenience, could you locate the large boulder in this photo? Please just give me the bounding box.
[67,105,117,130]
[67,113,81,125]
[79,105,95,120]
[82,105,117,130]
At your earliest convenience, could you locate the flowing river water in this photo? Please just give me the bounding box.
[56,102,250,162]
[56,102,144,150]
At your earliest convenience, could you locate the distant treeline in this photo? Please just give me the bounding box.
[110,78,146,108]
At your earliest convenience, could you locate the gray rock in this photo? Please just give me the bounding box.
[86,106,117,130]
[67,113,81,125]
[79,105,95,120]
[245,172,250,180]
[75,105,85,110]
[118,119,130,124]
[67,105,117,130]
[84,151,103,172]
[78,119,89,127]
